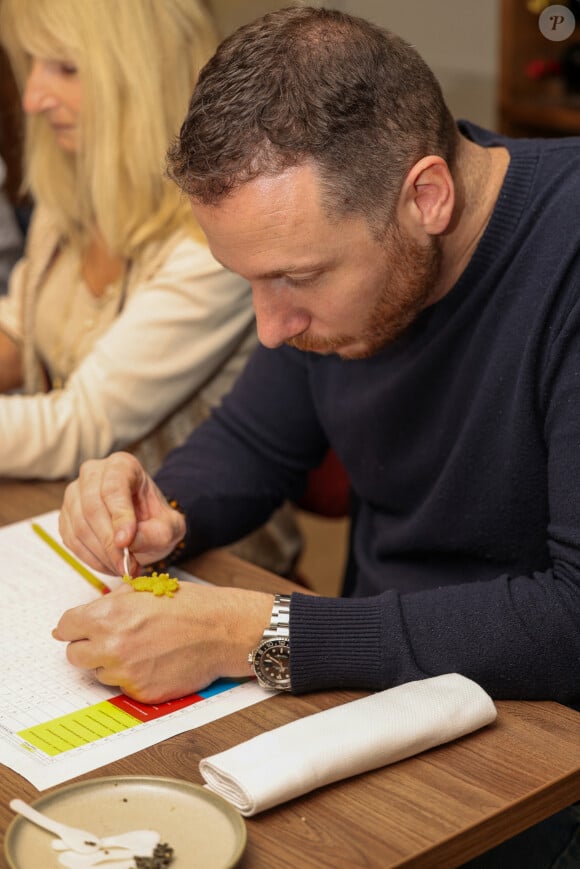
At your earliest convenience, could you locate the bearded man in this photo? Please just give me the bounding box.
[56,9,580,867]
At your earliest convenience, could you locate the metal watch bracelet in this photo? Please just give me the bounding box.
[262,593,291,640]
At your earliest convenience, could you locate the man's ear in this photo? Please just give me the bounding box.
[397,156,454,237]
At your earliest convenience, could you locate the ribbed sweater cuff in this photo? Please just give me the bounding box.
[289,593,385,693]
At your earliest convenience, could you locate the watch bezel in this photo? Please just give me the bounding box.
[252,637,291,690]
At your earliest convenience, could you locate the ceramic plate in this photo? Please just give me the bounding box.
[5,776,246,869]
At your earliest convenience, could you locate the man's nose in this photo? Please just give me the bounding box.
[252,285,310,349]
[23,60,58,114]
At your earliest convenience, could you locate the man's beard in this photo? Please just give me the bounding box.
[287,223,442,360]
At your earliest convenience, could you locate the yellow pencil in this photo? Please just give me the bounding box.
[32,522,111,595]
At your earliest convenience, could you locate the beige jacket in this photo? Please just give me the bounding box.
[0,208,259,478]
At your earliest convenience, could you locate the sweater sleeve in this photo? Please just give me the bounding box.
[0,238,256,479]
[155,344,331,551]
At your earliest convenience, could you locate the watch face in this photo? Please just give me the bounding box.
[253,638,291,689]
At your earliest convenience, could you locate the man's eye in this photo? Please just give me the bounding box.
[286,274,319,288]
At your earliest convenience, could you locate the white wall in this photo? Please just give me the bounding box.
[209,0,288,36]
[334,0,500,129]
[210,0,500,129]
[210,1,322,37]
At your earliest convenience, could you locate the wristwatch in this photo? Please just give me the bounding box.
[248,594,291,691]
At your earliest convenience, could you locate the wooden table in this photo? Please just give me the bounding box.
[0,478,579,868]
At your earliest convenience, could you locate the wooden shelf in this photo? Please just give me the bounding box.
[500,0,580,136]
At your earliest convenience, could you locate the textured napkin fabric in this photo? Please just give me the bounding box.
[199,673,497,816]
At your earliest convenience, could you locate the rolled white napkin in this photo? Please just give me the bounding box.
[199,672,497,816]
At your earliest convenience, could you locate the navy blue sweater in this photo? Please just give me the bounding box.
[156,123,580,707]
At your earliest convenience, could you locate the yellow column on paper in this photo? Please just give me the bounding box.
[18,702,141,757]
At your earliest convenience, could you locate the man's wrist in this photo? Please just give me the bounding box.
[218,589,274,678]
[149,497,188,571]
[248,593,292,691]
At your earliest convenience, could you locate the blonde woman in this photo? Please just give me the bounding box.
[0,0,301,575]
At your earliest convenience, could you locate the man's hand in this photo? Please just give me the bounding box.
[52,582,274,703]
[59,452,186,575]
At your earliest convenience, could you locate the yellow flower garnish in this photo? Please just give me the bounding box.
[123,571,180,598]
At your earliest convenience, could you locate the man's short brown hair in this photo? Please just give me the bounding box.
[167,5,458,232]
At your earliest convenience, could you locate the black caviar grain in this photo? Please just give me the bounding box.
[134,842,174,868]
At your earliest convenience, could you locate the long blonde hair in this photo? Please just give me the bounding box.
[0,0,217,256]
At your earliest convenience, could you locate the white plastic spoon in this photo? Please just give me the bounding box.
[52,829,160,854]
[9,799,100,854]
[56,852,136,868]
[53,830,159,868]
